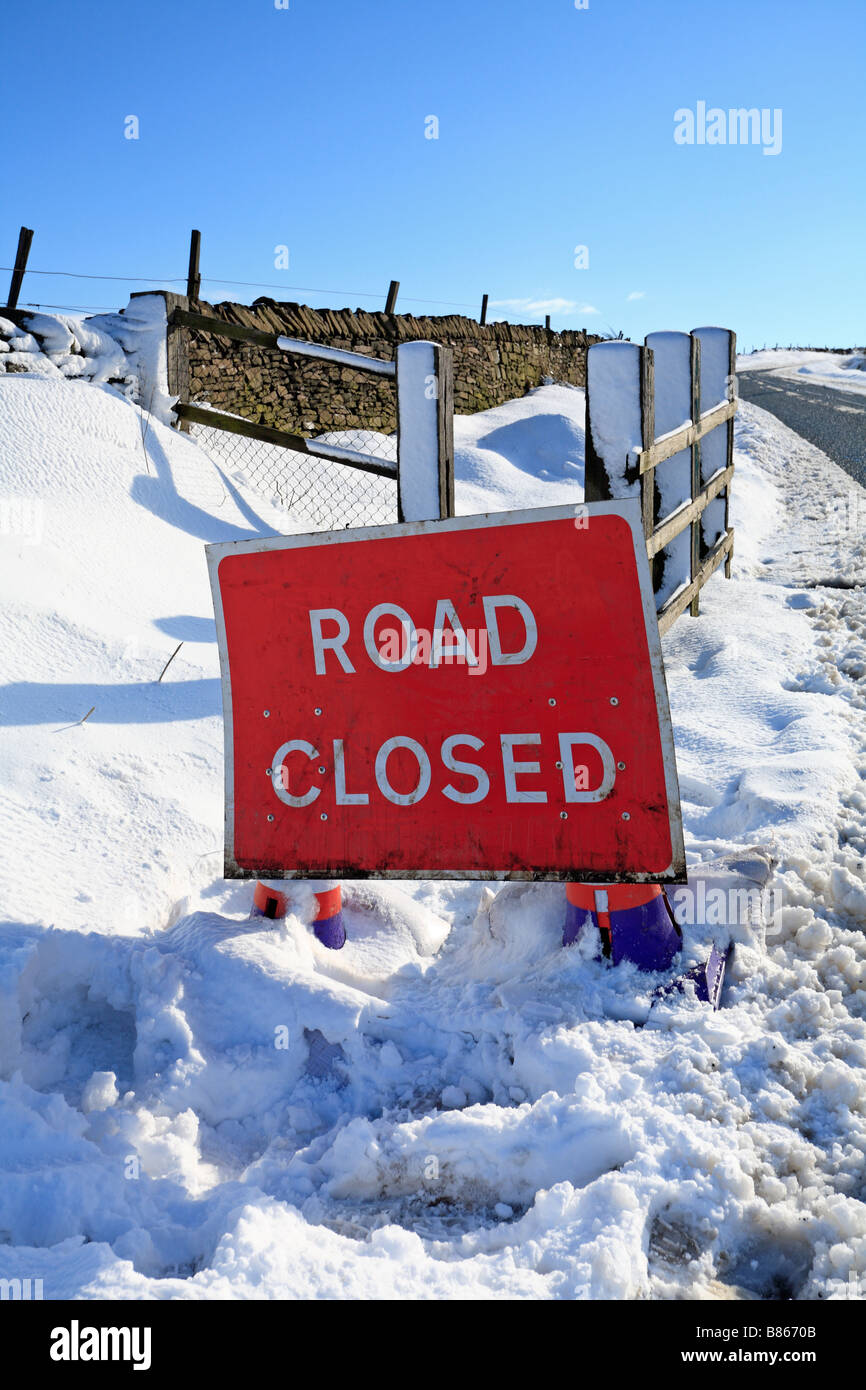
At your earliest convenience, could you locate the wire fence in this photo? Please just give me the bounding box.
[189,419,398,531]
[306,424,399,469]
[0,262,482,311]
[1,257,583,326]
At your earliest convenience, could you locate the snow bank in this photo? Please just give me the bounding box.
[0,294,175,422]
[0,374,292,941]
[453,382,586,514]
[737,348,866,397]
[0,371,864,1300]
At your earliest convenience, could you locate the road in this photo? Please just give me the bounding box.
[737,370,866,489]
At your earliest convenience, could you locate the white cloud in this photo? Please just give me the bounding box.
[490,297,600,316]
[626,291,645,301]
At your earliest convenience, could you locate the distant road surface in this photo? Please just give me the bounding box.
[737,371,866,489]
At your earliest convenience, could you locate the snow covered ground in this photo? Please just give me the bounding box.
[0,353,864,1300]
[738,348,866,396]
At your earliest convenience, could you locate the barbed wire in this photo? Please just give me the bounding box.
[0,265,575,323]
[13,301,120,313]
[0,266,187,284]
[0,264,483,312]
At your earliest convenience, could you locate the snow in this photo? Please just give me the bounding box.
[0,367,865,1300]
[737,348,866,397]
[693,328,733,550]
[585,341,642,497]
[646,332,693,605]
[453,382,586,514]
[276,336,396,378]
[0,375,291,940]
[0,296,176,423]
[395,341,446,522]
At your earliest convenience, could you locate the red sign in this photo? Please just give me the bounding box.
[207,503,684,880]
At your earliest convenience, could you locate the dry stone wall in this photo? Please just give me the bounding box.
[164,295,601,435]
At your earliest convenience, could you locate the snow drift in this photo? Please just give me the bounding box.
[0,355,864,1300]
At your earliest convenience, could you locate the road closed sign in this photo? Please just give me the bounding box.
[207,502,685,881]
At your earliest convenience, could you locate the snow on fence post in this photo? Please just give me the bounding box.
[584,340,644,504]
[585,340,657,573]
[639,344,658,586]
[689,331,702,615]
[161,291,192,431]
[645,331,697,610]
[395,340,455,522]
[585,328,737,633]
[691,327,736,576]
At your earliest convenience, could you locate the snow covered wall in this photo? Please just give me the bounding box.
[0,294,175,423]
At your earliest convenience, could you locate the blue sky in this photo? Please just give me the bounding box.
[2,0,863,351]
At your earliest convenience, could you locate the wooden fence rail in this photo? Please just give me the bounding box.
[172,401,398,480]
[167,304,454,523]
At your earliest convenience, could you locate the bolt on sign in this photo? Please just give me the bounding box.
[206,502,685,881]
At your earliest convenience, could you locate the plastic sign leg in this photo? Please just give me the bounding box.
[250,879,346,950]
[250,881,288,920]
[310,880,346,950]
[562,883,731,1010]
[563,883,682,971]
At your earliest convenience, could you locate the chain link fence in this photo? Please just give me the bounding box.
[189,419,398,531]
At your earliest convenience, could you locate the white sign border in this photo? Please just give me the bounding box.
[206,500,686,882]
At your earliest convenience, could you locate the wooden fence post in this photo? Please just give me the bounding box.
[159,290,192,430]
[689,333,702,615]
[187,229,201,301]
[396,340,454,522]
[480,293,488,326]
[646,331,695,610]
[385,280,400,315]
[6,226,34,310]
[584,340,643,504]
[640,345,656,563]
[691,327,736,574]
[586,331,736,635]
[723,331,736,578]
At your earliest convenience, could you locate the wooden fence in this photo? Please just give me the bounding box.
[174,305,736,632]
[584,329,736,635]
[3,218,735,634]
[165,302,454,525]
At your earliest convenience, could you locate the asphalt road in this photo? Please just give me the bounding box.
[737,370,866,489]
